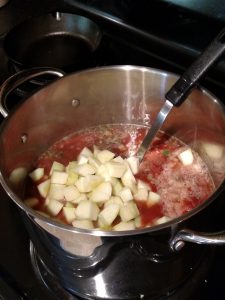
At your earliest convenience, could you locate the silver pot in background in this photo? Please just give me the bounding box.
[0,66,225,299]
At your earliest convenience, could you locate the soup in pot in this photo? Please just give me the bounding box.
[10,124,215,230]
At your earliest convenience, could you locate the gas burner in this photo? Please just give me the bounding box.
[29,240,214,300]
[30,242,81,300]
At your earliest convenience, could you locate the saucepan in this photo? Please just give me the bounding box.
[3,11,102,107]
[3,12,102,72]
[0,66,225,299]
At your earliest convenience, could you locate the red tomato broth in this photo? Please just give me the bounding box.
[24,124,215,229]
[136,202,163,227]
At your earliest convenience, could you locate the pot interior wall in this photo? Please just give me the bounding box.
[1,66,225,193]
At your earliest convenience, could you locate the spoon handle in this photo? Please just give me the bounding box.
[166,28,225,106]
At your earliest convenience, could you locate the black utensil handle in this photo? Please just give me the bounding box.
[166,28,225,106]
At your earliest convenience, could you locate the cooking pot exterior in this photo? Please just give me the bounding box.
[0,66,225,298]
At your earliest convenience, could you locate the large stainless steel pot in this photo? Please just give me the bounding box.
[0,66,225,299]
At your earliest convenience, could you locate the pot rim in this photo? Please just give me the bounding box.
[1,64,225,237]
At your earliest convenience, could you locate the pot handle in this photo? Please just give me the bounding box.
[0,67,65,118]
[170,228,225,251]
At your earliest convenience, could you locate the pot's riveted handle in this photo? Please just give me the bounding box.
[0,67,65,118]
[170,229,225,251]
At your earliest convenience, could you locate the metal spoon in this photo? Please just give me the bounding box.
[137,28,225,160]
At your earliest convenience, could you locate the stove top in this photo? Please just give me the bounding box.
[1,1,225,299]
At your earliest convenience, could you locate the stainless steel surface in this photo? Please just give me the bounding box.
[170,229,225,251]
[137,27,225,161]
[0,68,65,117]
[137,99,173,160]
[0,65,225,298]
[1,64,225,236]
